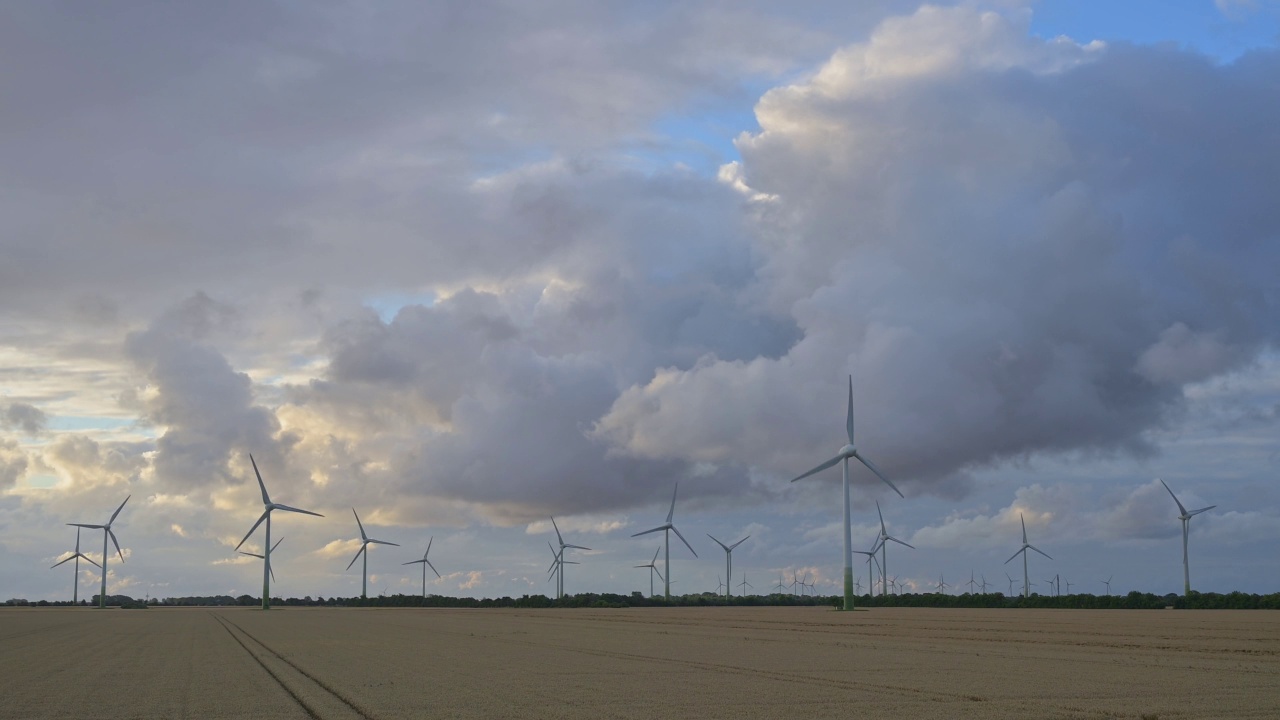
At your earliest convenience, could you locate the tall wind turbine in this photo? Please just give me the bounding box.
[551,517,590,598]
[234,455,323,610]
[1004,513,1051,598]
[631,483,697,601]
[873,501,914,597]
[402,537,441,600]
[707,534,749,599]
[791,376,903,611]
[1159,479,1216,595]
[634,546,664,597]
[238,537,284,583]
[346,508,400,599]
[68,495,129,608]
[1102,575,1113,596]
[51,527,101,604]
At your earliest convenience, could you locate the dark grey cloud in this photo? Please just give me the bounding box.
[1,402,46,436]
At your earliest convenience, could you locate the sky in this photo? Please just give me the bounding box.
[2,0,1279,603]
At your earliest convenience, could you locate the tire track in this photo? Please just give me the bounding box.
[211,612,374,720]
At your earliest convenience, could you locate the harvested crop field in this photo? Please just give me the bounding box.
[1,606,1277,719]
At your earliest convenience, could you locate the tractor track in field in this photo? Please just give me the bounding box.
[211,612,376,720]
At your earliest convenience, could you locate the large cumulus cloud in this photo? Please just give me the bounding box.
[592,6,1280,496]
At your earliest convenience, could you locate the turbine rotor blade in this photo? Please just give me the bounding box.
[109,495,131,524]
[564,544,590,551]
[886,535,915,550]
[51,555,74,568]
[273,504,323,517]
[1188,505,1216,516]
[240,551,264,559]
[1158,479,1188,516]
[707,534,729,552]
[67,523,105,529]
[651,546,661,563]
[728,536,750,550]
[1028,544,1052,560]
[846,375,855,445]
[854,453,903,498]
[666,484,679,524]
[345,545,366,571]
[670,525,698,557]
[82,554,101,569]
[791,455,842,483]
[551,517,564,546]
[269,564,275,583]
[108,529,124,563]
[235,510,272,551]
[250,454,271,505]
[270,537,284,553]
[369,539,400,547]
[352,508,367,541]
[631,526,666,538]
[1004,548,1025,565]
[876,501,886,530]
[426,559,440,578]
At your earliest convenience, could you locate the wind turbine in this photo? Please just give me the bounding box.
[1159,479,1216,595]
[936,574,949,594]
[715,576,726,595]
[233,455,323,610]
[738,573,753,596]
[873,501,914,597]
[51,527,101,604]
[1065,578,1073,595]
[238,537,284,584]
[1004,513,1051,598]
[853,577,863,595]
[67,495,129,609]
[634,546,664,597]
[550,517,590,599]
[547,543,563,598]
[1005,572,1015,597]
[707,534,749,599]
[802,574,816,596]
[854,541,882,596]
[791,376,903,611]
[345,508,400,599]
[1045,577,1058,597]
[631,484,697,601]
[773,573,786,594]
[402,537,441,600]
[1102,575,1113,596]
[979,574,989,594]
[965,570,977,594]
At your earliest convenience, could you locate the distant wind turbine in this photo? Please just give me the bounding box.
[68,495,129,609]
[707,534,749,599]
[631,484,697,601]
[872,501,914,597]
[1065,578,1073,595]
[551,517,590,599]
[634,546,664,597]
[1102,575,1113,596]
[965,570,977,594]
[738,573,753,596]
[233,455,323,610]
[1159,479,1216,595]
[51,527,101,604]
[773,573,786,594]
[979,574,989,594]
[853,577,863,595]
[346,508,400,599]
[715,576,726,595]
[936,574,949,594]
[402,537,441,600]
[854,543,882,596]
[238,537,284,583]
[1005,572,1015,597]
[791,376,903,611]
[1004,513,1051,598]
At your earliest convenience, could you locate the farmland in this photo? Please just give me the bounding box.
[1,606,1276,719]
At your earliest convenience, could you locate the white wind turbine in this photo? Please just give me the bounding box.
[1004,513,1051,598]
[402,537,441,600]
[872,501,914,597]
[792,376,903,611]
[634,546,664,597]
[853,546,881,596]
[1005,572,1015,596]
[51,527,101,604]
[68,495,129,609]
[631,483,697,601]
[707,534,749,599]
[239,537,284,584]
[346,508,400,599]
[715,576,726,595]
[965,570,977,594]
[1159,479,1216,595]
[551,517,590,599]
[936,574,949,594]
[738,573,753,596]
[234,455,323,610]
[773,573,786,594]
[979,574,989,594]
[547,542,579,598]
[1102,575,1113,596]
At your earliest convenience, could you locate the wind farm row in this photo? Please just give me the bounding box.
[49,377,1224,608]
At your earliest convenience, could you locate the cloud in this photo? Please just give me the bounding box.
[590,5,1280,497]
[1,402,46,436]
[0,440,28,488]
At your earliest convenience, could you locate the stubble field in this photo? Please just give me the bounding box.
[1,606,1277,719]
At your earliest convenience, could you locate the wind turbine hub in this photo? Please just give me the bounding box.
[839,444,856,457]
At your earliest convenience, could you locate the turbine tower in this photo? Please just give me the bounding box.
[402,537,441,600]
[234,455,323,610]
[1159,479,1216,595]
[634,546,664,597]
[1004,513,1051,598]
[551,517,590,598]
[872,501,914,597]
[51,527,101,604]
[707,534,749,599]
[631,483,697,601]
[67,495,129,608]
[791,376,903,611]
[238,537,284,584]
[854,546,881,596]
[346,508,400,599]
